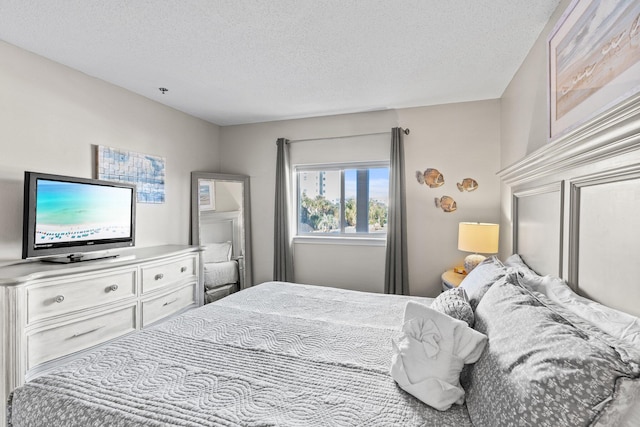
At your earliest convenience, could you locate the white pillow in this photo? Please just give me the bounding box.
[518,271,640,348]
[594,377,640,427]
[202,241,232,263]
[503,253,538,275]
[390,301,487,411]
[458,256,506,310]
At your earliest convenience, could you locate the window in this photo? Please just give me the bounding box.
[296,162,389,237]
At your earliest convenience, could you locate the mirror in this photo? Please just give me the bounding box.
[191,172,252,303]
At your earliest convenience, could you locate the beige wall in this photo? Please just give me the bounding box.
[0,41,221,260]
[401,101,501,296]
[213,181,243,212]
[499,0,570,258]
[221,100,501,297]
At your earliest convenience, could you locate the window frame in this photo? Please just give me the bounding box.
[293,161,389,243]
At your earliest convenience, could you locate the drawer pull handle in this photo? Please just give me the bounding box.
[108,284,119,292]
[69,325,105,339]
[54,295,65,304]
[163,298,178,307]
[155,273,164,281]
[180,266,187,273]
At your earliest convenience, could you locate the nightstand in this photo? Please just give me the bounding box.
[441,269,466,291]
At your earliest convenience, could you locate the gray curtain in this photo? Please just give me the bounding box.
[384,128,409,295]
[274,138,294,281]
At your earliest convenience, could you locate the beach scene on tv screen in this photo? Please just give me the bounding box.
[35,180,132,245]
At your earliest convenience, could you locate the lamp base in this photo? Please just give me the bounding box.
[464,254,486,274]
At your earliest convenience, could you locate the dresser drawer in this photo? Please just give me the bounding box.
[27,269,137,324]
[27,304,136,369]
[141,255,196,293]
[141,283,196,327]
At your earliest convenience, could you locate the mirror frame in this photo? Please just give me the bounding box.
[190,172,253,289]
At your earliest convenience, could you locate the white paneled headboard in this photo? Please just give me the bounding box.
[199,210,242,258]
[499,94,640,317]
[567,167,640,317]
[512,182,563,277]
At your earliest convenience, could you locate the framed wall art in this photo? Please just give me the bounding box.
[97,145,166,204]
[198,180,216,211]
[548,0,640,141]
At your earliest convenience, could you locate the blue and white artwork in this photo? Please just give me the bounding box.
[97,145,166,204]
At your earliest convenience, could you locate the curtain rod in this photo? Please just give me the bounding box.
[286,128,409,144]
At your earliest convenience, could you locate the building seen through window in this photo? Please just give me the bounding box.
[296,163,389,236]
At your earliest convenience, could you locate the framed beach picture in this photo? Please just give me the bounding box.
[199,181,216,211]
[548,0,640,141]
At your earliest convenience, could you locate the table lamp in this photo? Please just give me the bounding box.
[458,222,499,273]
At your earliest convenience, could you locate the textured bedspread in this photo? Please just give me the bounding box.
[9,282,473,426]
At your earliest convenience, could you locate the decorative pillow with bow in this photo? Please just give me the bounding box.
[390,301,487,411]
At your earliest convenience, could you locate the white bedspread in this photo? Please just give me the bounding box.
[9,282,474,427]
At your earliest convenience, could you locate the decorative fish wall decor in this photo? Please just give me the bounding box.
[457,178,478,192]
[434,195,457,213]
[416,168,445,188]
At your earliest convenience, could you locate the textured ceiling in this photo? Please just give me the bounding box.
[0,1,561,126]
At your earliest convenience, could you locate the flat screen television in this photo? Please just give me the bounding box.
[22,171,136,263]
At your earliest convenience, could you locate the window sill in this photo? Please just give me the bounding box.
[293,235,387,247]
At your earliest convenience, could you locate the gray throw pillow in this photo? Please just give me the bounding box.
[459,255,506,310]
[431,287,474,327]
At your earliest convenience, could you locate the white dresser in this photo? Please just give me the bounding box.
[0,245,203,426]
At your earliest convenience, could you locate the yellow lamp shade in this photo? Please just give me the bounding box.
[458,222,499,254]
[458,222,499,273]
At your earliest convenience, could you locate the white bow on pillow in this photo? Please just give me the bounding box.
[404,317,441,358]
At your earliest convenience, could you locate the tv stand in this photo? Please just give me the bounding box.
[41,252,119,264]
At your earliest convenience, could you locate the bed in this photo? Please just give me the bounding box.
[8,282,475,426]
[8,267,640,426]
[202,241,239,303]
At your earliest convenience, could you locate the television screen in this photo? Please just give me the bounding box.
[23,172,136,261]
[35,179,133,245]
